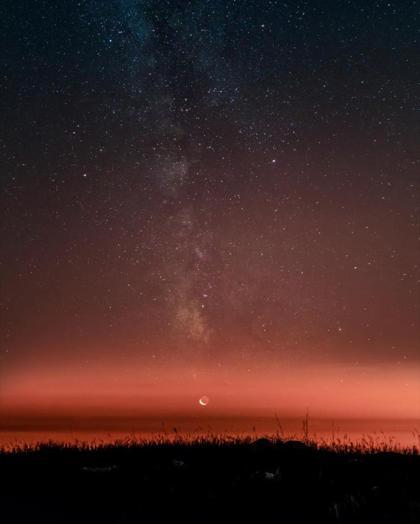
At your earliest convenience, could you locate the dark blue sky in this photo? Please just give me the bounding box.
[1,1,419,379]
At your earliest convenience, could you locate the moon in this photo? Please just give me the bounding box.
[198,395,209,406]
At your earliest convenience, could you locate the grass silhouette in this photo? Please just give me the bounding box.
[0,433,419,523]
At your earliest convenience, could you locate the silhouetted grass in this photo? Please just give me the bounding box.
[0,434,419,523]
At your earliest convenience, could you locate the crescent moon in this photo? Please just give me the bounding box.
[199,395,209,406]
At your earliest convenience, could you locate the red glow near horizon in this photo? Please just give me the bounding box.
[2,360,418,424]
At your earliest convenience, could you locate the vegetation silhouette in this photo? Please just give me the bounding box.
[1,433,419,523]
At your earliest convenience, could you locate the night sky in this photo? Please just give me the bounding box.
[1,1,419,421]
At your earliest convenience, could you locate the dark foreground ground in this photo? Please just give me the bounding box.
[1,438,419,523]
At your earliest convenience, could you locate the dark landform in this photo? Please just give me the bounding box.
[1,437,419,523]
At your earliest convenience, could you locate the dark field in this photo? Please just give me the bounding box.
[1,438,419,524]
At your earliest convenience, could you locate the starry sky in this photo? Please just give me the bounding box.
[1,1,419,420]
